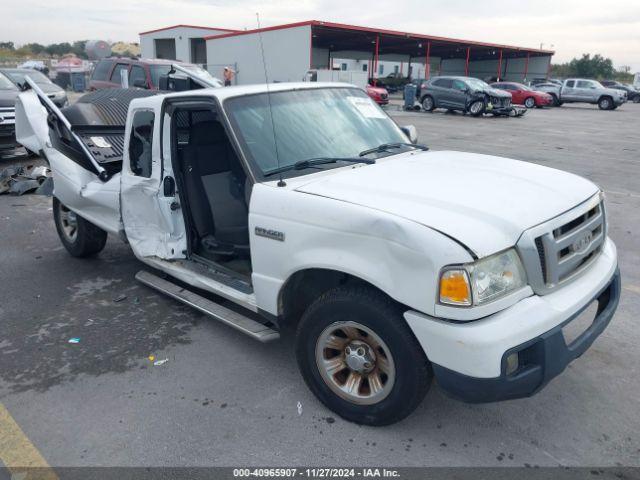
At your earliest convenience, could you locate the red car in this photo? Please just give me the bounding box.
[366,84,389,105]
[491,82,553,108]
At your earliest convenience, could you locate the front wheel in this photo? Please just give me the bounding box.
[598,96,613,110]
[295,286,432,426]
[524,97,536,108]
[468,100,485,116]
[53,197,107,257]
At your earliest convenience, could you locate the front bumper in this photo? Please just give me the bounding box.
[0,123,18,150]
[404,238,619,403]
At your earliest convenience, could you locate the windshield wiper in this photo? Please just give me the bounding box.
[359,142,429,157]
[263,157,376,178]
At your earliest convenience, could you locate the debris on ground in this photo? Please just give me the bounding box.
[148,355,155,362]
[68,338,81,344]
[153,358,169,366]
[113,294,127,303]
[0,164,53,196]
[297,401,303,416]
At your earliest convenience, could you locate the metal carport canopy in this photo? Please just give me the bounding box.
[203,20,554,80]
[308,20,554,78]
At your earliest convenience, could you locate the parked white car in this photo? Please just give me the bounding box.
[16,80,620,425]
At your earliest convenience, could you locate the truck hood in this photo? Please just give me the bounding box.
[294,151,599,257]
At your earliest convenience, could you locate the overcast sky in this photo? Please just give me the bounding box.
[4,0,640,70]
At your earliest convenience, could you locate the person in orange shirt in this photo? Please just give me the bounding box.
[223,67,237,86]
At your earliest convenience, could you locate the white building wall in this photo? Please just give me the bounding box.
[140,27,231,62]
[206,25,312,85]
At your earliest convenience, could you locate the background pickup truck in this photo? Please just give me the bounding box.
[16,76,620,426]
[537,78,627,110]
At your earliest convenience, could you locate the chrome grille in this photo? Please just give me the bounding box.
[0,107,16,125]
[517,194,605,295]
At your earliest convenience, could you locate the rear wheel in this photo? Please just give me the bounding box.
[421,95,435,112]
[295,286,432,426]
[53,197,107,257]
[524,97,536,108]
[598,96,613,110]
[633,96,640,104]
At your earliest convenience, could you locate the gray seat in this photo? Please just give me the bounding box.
[181,120,249,249]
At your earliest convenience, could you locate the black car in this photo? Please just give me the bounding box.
[0,68,68,107]
[601,80,640,103]
[0,72,20,153]
[419,76,514,116]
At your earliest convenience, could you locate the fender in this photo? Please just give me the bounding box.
[248,184,473,316]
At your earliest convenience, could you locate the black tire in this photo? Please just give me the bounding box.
[421,95,435,112]
[53,197,107,257]
[295,286,432,426]
[598,96,613,110]
[524,97,536,108]
[633,96,640,104]
[549,93,560,106]
[468,100,485,116]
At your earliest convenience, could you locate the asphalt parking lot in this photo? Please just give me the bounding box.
[0,101,639,469]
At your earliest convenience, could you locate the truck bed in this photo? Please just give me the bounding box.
[49,89,160,176]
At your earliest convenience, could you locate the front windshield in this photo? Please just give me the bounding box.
[225,87,408,179]
[0,73,17,90]
[149,65,172,87]
[181,64,223,87]
[466,78,490,90]
[7,70,50,85]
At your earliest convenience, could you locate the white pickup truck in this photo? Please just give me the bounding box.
[16,78,620,426]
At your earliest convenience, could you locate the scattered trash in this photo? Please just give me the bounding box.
[0,164,52,196]
[113,294,127,303]
[35,176,54,196]
[297,401,303,416]
[133,297,140,305]
[148,355,155,362]
[153,358,169,366]
[68,337,80,344]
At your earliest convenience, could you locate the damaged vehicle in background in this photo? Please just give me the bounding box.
[0,68,68,107]
[16,74,620,426]
[0,71,20,155]
[419,76,526,116]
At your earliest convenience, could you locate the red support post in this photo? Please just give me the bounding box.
[424,41,431,79]
[497,49,503,80]
[465,46,470,76]
[374,34,380,86]
[523,52,530,82]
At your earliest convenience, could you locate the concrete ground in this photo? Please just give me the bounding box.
[0,101,639,468]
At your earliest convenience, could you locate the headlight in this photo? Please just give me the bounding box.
[439,248,527,307]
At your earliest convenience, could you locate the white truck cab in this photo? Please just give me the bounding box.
[15,80,620,425]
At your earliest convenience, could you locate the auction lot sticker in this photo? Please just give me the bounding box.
[348,96,387,119]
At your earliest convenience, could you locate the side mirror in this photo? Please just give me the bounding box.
[401,125,418,144]
[133,79,147,89]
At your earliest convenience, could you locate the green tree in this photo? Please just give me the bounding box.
[0,41,15,50]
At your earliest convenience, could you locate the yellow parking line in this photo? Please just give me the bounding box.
[0,403,58,479]
[623,284,640,295]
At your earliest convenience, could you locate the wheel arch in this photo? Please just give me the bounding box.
[278,267,399,329]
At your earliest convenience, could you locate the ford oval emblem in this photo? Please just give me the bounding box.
[572,232,593,254]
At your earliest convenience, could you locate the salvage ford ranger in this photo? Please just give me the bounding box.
[16,77,620,426]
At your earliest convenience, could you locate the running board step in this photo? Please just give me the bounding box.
[135,270,280,343]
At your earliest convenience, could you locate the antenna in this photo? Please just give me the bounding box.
[256,13,285,187]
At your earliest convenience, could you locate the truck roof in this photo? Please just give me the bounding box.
[163,81,360,102]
